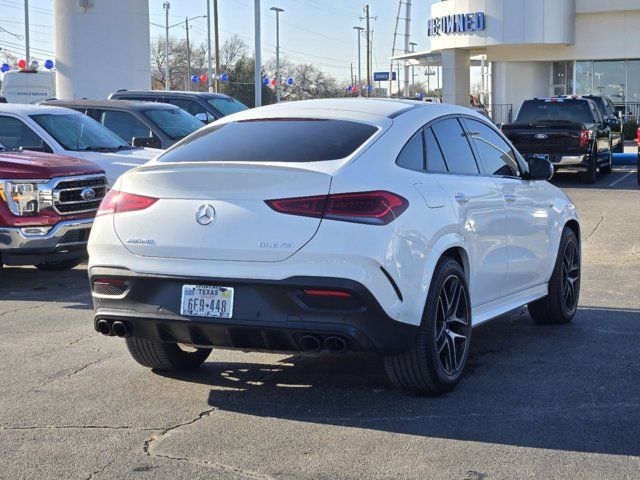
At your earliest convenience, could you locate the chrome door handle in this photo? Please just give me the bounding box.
[454,193,469,205]
[503,194,517,203]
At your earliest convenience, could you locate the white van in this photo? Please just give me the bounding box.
[1,70,56,104]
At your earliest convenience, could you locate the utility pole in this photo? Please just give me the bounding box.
[254,0,262,107]
[410,41,417,88]
[214,0,220,93]
[353,26,364,96]
[403,0,412,95]
[270,7,284,103]
[389,0,402,97]
[350,62,354,88]
[365,5,371,96]
[206,0,213,92]
[24,0,30,63]
[185,17,191,90]
[163,2,170,90]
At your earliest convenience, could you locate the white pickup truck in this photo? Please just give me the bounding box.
[0,104,161,185]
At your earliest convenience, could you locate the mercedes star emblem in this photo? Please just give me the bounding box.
[195,204,216,226]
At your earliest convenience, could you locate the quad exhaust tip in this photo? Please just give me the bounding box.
[96,319,112,336]
[298,335,347,353]
[111,321,130,338]
[96,319,130,338]
[298,335,322,352]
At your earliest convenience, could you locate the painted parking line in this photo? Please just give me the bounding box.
[608,172,636,187]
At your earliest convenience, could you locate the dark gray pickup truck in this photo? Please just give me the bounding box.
[502,97,612,184]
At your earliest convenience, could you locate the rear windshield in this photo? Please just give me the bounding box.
[516,100,595,124]
[157,119,378,163]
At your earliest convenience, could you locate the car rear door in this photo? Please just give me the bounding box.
[428,116,508,309]
[463,117,556,296]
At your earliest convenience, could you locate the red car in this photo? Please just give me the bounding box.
[0,148,107,270]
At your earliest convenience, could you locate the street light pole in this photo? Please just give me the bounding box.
[270,7,284,103]
[24,0,30,64]
[254,0,262,107]
[163,2,170,90]
[185,17,191,90]
[206,0,213,92]
[353,26,364,96]
[410,41,417,87]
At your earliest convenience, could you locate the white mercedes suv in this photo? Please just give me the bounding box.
[88,99,581,393]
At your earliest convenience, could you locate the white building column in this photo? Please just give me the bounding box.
[441,48,470,106]
[492,61,551,115]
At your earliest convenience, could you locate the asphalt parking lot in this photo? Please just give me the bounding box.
[1,166,638,480]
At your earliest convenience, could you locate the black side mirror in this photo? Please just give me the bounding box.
[525,157,554,181]
[132,136,161,149]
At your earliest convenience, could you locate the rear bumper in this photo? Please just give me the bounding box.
[0,218,92,266]
[90,270,419,354]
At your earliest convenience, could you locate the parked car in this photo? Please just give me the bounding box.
[578,95,623,153]
[0,144,107,270]
[502,97,612,183]
[108,90,248,123]
[0,104,161,185]
[89,99,581,394]
[42,99,204,149]
[637,127,640,185]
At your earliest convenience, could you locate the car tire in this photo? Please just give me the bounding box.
[581,146,598,184]
[384,257,472,393]
[528,227,580,325]
[637,153,640,185]
[35,259,83,271]
[126,337,212,371]
[599,146,613,174]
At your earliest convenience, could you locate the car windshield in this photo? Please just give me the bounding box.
[516,100,594,124]
[142,108,204,140]
[206,97,248,116]
[30,113,131,151]
[158,119,378,163]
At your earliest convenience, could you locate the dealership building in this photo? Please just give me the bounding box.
[394,0,640,121]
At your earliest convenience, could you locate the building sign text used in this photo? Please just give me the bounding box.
[428,12,485,37]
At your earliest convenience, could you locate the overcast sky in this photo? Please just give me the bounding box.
[0,0,444,84]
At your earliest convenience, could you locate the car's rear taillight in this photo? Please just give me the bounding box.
[96,189,158,216]
[637,127,640,146]
[579,130,591,149]
[266,191,408,225]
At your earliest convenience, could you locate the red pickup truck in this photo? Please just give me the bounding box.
[0,148,107,270]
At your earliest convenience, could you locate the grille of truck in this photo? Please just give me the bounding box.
[53,175,108,215]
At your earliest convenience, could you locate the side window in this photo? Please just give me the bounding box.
[99,110,153,144]
[166,98,207,117]
[431,118,479,175]
[465,119,520,177]
[589,102,602,123]
[424,127,448,173]
[396,130,424,172]
[0,115,50,151]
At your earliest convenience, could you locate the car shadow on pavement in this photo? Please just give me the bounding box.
[159,306,640,457]
[0,266,92,309]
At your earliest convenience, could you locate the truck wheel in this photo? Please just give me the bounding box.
[599,147,613,174]
[126,337,211,371]
[384,257,472,393]
[528,227,580,325]
[581,147,598,184]
[35,259,83,271]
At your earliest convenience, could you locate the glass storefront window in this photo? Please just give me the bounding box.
[627,61,640,102]
[575,61,593,94]
[593,61,625,100]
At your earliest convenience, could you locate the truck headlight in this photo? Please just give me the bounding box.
[0,180,49,216]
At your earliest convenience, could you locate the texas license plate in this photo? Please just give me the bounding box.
[180,284,234,318]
